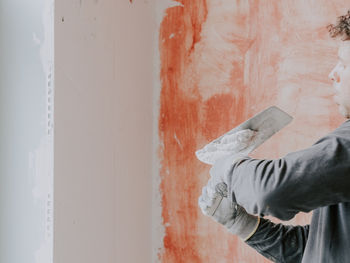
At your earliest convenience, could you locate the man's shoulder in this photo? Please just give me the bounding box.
[334,119,350,133]
[311,120,350,146]
[325,119,350,141]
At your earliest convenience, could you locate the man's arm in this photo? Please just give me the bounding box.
[246,218,309,263]
[225,121,350,220]
[198,180,310,263]
[198,183,310,263]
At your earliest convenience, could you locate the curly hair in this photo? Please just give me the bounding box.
[328,10,350,40]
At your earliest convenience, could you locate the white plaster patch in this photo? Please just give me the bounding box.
[30,138,52,201]
[196,129,256,165]
[33,33,41,45]
[31,0,54,262]
[34,235,52,263]
[174,133,183,150]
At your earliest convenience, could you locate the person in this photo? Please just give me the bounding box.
[198,10,350,263]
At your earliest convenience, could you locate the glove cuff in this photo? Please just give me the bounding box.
[242,216,260,241]
[226,206,260,240]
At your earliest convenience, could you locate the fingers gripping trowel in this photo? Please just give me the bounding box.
[196,106,293,215]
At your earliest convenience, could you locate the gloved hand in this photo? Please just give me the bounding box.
[208,153,249,198]
[197,129,259,240]
[198,182,260,241]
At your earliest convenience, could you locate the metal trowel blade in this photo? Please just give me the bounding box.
[199,106,293,216]
[196,106,293,164]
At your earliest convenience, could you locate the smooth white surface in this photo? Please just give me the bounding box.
[54,1,155,262]
[0,0,54,262]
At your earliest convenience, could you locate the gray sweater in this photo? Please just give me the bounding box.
[227,119,350,263]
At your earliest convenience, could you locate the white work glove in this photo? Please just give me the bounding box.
[198,182,260,241]
[208,153,248,195]
[196,129,257,165]
[197,129,260,240]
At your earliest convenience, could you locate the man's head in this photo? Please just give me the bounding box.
[328,10,350,118]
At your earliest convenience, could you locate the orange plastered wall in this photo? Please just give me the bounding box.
[157,1,348,262]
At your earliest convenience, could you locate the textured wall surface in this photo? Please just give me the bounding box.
[157,1,348,262]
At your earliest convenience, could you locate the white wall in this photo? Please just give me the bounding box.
[0,1,54,263]
[54,1,155,262]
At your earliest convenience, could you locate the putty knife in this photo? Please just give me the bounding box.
[196,106,293,165]
[196,106,293,215]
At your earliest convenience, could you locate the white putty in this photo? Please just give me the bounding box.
[32,33,41,46]
[196,129,256,165]
[174,132,183,150]
[31,0,54,262]
[34,241,51,263]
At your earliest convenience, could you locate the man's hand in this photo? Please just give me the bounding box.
[197,129,260,240]
[198,182,260,241]
[208,154,248,196]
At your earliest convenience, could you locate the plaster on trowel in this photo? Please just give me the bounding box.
[196,106,293,215]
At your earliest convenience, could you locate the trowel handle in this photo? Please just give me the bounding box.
[208,195,224,216]
[208,182,236,216]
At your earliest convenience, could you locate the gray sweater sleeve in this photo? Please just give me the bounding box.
[245,218,309,263]
[227,120,350,221]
